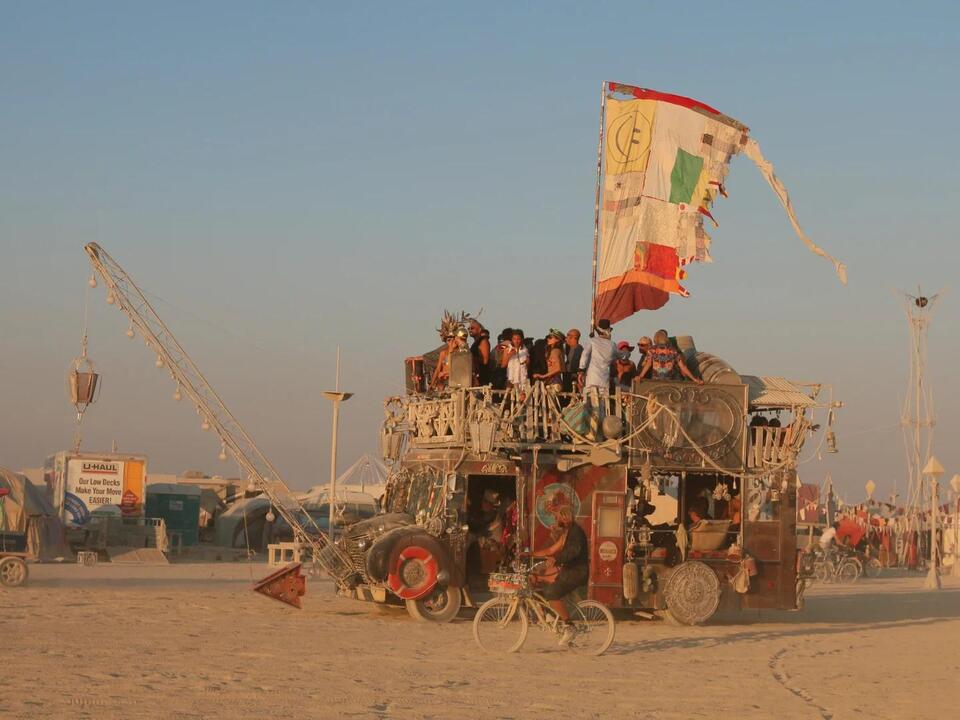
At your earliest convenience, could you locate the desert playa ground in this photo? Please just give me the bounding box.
[4,564,959,720]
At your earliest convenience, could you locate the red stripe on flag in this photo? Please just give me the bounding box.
[595,280,670,325]
[607,82,721,115]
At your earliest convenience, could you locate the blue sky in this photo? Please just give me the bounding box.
[1,2,958,499]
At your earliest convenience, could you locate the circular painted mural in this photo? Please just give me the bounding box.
[536,483,581,528]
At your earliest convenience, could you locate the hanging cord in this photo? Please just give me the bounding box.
[80,279,90,361]
[72,280,93,451]
[240,461,254,582]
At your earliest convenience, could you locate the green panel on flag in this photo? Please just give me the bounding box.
[669,148,704,204]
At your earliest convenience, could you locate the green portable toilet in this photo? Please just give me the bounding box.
[146,483,202,547]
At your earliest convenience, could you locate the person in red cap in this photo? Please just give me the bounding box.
[613,340,637,390]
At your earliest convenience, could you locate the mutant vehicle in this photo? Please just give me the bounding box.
[330,336,842,623]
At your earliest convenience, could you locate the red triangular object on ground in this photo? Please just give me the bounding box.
[253,563,306,609]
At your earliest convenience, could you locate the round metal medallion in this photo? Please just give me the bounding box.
[663,560,721,625]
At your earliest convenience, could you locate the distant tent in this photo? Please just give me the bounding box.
[213,496,284,550]
[0,467,67,560]
[302,454,389,501]
[213,489,376,551]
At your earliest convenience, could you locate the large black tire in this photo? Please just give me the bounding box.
[0,557,28,588]
[365,526,424,582]
[406,585,462,623]
[386,532,455,600]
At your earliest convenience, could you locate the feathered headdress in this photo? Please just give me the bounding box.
[437,310,466,340]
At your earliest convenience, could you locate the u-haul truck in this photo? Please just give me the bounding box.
[44,451,147,528]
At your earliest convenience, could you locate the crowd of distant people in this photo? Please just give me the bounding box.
[430,316,704,395]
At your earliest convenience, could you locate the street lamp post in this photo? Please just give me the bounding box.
[922,456,944,590]
[322,347,352,536]
[951,474,960,578]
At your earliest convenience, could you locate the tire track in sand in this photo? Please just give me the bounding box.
[769,647,833,720]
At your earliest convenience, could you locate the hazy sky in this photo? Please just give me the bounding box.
[2,2,958,500]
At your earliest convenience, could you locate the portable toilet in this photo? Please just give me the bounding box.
[146,484,202,547]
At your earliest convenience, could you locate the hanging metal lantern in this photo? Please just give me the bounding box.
[826,429,838,454]
[68,355,100,422]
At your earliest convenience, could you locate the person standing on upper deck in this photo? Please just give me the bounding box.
[639,329,703,384]
[534,329,565,392]
[562,329,583,393]
[503,328,530,395]
[614,341,637,390]
[468,319,493,386]
[635,336,652,379]
[578,319,616,439]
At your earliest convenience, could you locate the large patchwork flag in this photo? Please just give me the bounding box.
[594,82,846,325]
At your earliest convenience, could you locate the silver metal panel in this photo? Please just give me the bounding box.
[629,380,749,471]
[742,375,816,409]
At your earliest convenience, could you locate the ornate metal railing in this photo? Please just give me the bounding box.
[746,419,810,469]
[381,382,633,453]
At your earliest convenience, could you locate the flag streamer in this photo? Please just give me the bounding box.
[742,138,848,285]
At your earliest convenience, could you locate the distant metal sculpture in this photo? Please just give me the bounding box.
[897,288,942,572]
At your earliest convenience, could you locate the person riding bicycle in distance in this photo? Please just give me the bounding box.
[536,506,590,642]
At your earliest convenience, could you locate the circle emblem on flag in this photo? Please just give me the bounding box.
[609,110,652,164]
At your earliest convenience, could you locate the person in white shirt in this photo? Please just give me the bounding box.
[578,319,616,390]
[502,328,530,395]
[819,524,838,552]
[577,319,616,439]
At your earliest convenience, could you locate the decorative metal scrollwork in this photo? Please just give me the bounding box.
[663,560,722,625]
[635,383,746,468]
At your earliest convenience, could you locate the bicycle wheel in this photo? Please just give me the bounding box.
[837,560,860,584]
[473,596,528,654]
[814,561,832,583]
[568,600,616,656]
[864,558,882,579]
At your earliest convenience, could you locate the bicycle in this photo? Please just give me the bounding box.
[813,548,861,584]
[472,559,615,656]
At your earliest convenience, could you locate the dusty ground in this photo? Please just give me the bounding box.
[4,562,959,719]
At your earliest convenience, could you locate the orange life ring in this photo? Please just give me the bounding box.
[387,544,439,600]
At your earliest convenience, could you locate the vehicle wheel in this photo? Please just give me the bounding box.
[837,560,860,584]
[0,557,28,588]
[568,600,616,656]
[406,585,462,623]
[814,562,831,584]
[864,558,882,579]
[473,596,528,653]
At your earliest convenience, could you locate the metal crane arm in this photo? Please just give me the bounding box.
[84,243,354,586]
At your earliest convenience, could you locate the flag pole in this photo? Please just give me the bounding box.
[590,81,608,329]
